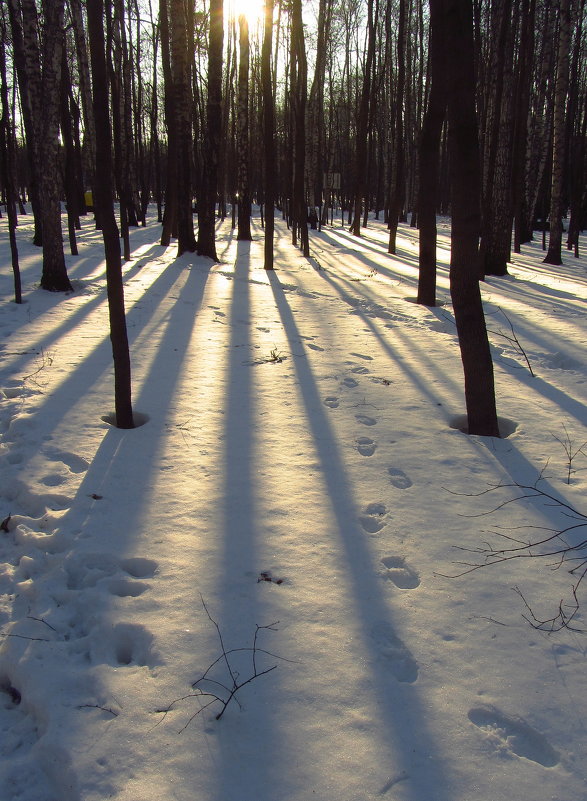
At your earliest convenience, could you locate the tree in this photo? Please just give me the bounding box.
[170,0,197,254]
[0,8,22,303]
[87,0,134,429]
[261,0,276,270]
[351,0,376,236]
[435,0,500,437]
[6,0,42,246]
[543,0,572,265]
[159,0,178,246]
[388,0,407,254]
[236,14,252,241]
[289,0,309,256]
[417,0,447,307]
[197,0,224,260]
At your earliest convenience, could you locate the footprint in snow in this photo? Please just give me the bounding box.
[89,622,158,667]
[65,553,158,590]
[380,556,420,589]
[371,621,418,683]
[350,352,374,361]
[388,468,412,489]
[43,447,89,474]
[359,502,388,533]
[307,343,324,352]
[356,414,377,426]
[468,706,559,767]
[351,366,370,375]
[342,377,359,388]
[356,436,377,456]
[324,396,340,408]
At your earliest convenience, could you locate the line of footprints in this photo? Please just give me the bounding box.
[323,363,561,768]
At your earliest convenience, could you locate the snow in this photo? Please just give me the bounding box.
[1,207,586,801]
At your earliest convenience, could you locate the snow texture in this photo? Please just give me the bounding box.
[0,208,586,801]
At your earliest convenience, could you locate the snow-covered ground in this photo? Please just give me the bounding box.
[0,207,586,801]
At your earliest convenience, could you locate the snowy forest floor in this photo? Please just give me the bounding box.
[0,208,586,801]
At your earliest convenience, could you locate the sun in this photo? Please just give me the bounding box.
[229,0,266,25]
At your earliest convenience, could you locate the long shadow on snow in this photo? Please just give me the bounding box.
[213,240,285,801]
[267,270,453,801]
[313,262,464,415]
[0,254,214,799]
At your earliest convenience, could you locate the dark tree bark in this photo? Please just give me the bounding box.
[512,0,536,252]
[290,0,309,256]
[417,7,447,307]
[87,0,134,429]
[478,0,514,277]
[60,48,79,256]
[159,0,178,246]
[351,0,376,236]
[197,0,223,260]
[170,0,196,254]
[0,15,22,303]
[6,0,43,245]
[236,14,252,241]
[38,0,73,291]
[261,0,276,270]
[306,0,332,217]
[69,0,97,219]
[544,0,572,265]
[388,0,407,254]
[436,0,500,437]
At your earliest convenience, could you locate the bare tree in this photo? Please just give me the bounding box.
[543,0,572,265]
[434,0,500,437]
[261,0,276,270]
[87,0,134,429]
[197,0,224,260]
[236,14,252,241]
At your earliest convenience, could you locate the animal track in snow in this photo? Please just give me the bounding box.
[356,436,377,456]
[350,352,374,361]
[355,414,377,426]
[380,556,420,589]
[307,343,324,352]
[359,502,388,533]
[108,578,150,597]
[89,622,157,667]
[342,377,359,388]
[468,706,559,767]
[323,396,340,408]
[371,621,418,683]
[388,468,413,489]
[350,366,370,375]
[120,557,158,578]
[65,553,159,590]
[43,447,89,474]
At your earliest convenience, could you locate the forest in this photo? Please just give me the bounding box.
[1,2,587,799]
[0,0,585,435]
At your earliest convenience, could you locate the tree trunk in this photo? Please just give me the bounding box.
[159,0,178,246]
[197,0,223,260]
[262,0,276,270]
[417,10,447,307]
[351,0,376,236]
[39,0,72,292]
[439,0,500,437]
[6,0,43,246]
[388,0,407,254]
[170,0,196,254]
[543,0,571,265]
[290,0,309,257]
[0,19,22,303]
[87,0,134,429]
[236,15,252,241]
